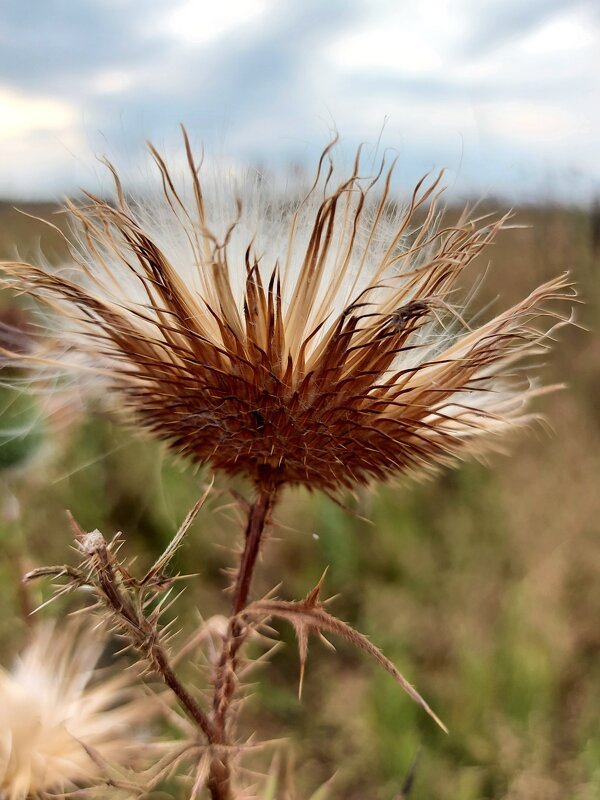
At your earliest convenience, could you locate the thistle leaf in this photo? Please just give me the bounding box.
[243,593,447,733]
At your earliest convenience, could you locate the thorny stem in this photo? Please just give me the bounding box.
[152,646,219,744]
[206,483,278,800]
[53,489,277,800]
[92,539,219,745]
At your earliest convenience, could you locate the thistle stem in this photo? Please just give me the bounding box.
[233,485,277,615]
[93,539,220,744]
[151,644,219,743]
[206,483,278,800]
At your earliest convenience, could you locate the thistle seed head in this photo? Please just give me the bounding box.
[1,132,572,492]
[0,621,151,799]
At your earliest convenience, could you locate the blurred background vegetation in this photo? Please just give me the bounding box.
[0,201,598,800]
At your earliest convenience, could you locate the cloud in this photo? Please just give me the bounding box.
[0,0,597,200]
[459,0,595,54]
[71,0,369,161]
[0,0,170,93]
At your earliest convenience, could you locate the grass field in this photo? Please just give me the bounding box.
[0,200,598,799]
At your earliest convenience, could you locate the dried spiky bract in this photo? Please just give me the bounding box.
[1,134,571,492]
[0,621,151,800]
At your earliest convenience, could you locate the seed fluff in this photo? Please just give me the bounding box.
[1,131,572,493]
[0,621,151,800]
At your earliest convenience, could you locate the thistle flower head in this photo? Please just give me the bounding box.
[2,133,571,492]
[0,621,149,799]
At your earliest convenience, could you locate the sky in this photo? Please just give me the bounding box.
[0,0,598,202]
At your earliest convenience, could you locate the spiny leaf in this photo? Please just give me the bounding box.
[243,596,447,733]
[304,566,329,607]
[78,738,190,796]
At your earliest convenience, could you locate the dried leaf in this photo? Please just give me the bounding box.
[244,593,447,733]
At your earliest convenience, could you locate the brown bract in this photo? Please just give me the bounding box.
[1,132,571,492]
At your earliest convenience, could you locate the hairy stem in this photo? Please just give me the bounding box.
[207,483,278,800]
[233,485,277,615]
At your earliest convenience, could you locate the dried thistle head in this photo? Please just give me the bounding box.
[1,132,572,492]
[0,620,151,799]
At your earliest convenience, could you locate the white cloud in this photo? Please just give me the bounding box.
[475,101,590,144]
[165,0,269,45]
[0,87,76,141]
[521,12,596,55]
[328,2,461,76]
[90,69,139,95]
[0,0,598,200]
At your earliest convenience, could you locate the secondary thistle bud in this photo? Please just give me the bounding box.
[78,528,107,555]
[0,621,153,799]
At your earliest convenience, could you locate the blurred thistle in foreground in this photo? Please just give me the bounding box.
[0,621,151,800]
[0,132,573,799]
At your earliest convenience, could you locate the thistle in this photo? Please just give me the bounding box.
[0,132,572,799]
[1,134,570,492]
[0,620,153,800]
